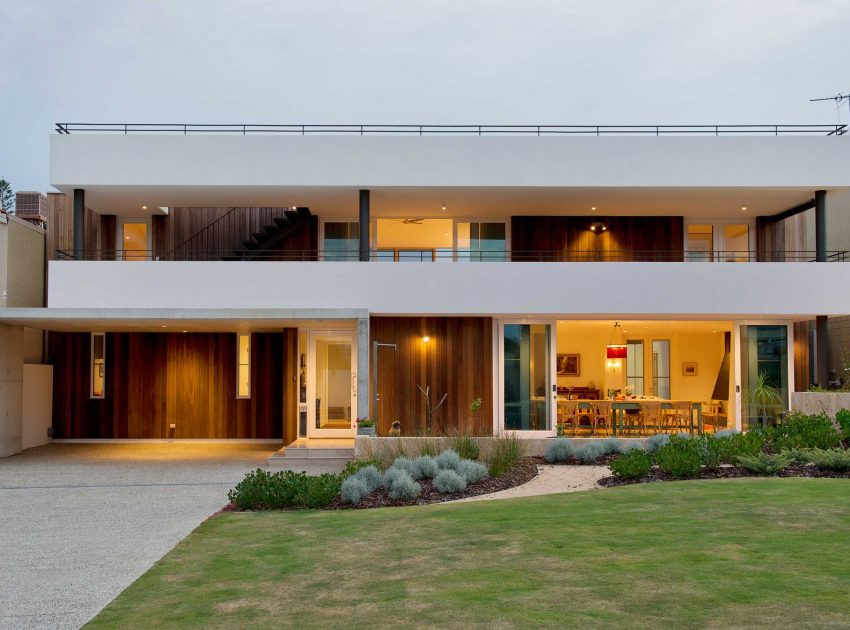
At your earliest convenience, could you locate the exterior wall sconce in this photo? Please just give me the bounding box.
[590,221,607,233]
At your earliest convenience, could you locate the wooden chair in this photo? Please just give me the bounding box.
[593,401,612,436]
[557,400,578,435]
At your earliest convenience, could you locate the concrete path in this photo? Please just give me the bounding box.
[456,464,610,502]
[0,443,280,630]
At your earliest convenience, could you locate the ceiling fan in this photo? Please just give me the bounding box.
[390,218,425,224]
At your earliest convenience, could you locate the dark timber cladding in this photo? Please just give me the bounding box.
[50,332,297,440]
[369,317,493,436]
[510,216,684,260]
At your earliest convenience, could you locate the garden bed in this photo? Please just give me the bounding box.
[223,457,539,512]
[599,464,850,487]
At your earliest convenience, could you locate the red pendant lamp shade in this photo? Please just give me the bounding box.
[606,322,628,359]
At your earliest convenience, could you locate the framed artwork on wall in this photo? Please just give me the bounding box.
[682,362,698,376]
[557,353,580,376]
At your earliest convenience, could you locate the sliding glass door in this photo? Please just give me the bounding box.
[739,324,790,429]
[500,321,555,433]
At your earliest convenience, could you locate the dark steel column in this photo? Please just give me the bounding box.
[816,315,829,387]
[815,189,827,262]
[73,188,85,260]
[359,189,370,262]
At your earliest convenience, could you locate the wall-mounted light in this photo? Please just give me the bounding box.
[590,221,607,233]
[422,336,431,343]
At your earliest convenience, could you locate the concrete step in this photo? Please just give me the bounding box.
[267,445,354,473]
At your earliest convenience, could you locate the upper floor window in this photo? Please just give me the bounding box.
[457,222,507,262]
[323,221,359,261]
[686,221,751,262]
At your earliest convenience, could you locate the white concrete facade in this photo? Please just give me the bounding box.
[48,259,850,318]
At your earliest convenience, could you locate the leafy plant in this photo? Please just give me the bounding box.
[355,417,375,428]
[341,476,370,504]
[227,469,342,510]
[573,440,607,463]
[610,449,651,479]
[545,439,573,463]
[341,459,382,479]
[448,432,480,461]
[556,423,567,438]
[836,409,850,438]
[457,459,488,484]
[485,434,526,477]
[806,448,850,470]
[0,178,13,213]
[415,437,440,457]
[783,448,813,465]
[737,452,793,474]
[433,469,467,493]
[769,412,840,451]
[655,436,702,478]
[413,455,440,479]
[388,473,421,501]
[747,371,784,428]
[436,449,462,471]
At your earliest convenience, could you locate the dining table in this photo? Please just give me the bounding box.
[610,399,703,436]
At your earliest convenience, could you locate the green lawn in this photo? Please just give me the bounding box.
[88,479,850,629]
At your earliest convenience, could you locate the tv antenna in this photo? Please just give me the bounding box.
[810,93,850,127]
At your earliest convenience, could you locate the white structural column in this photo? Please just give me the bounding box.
[0,324,24,458]
[356,317,370,421]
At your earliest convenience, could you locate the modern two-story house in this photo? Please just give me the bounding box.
[1,122,850,458]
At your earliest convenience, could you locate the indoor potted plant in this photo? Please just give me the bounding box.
[355,417,376,437]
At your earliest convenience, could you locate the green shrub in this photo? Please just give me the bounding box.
[610,449,651,479]
[436,449,462,471]
[485,434,526,477]
[413,455,440,479]
[573,440,607,463]
[388,473,421,501]
[545,439,573,463]
[227,469,341,510]
[457,459,488,484]
[698,435,723,470]
[807,448,850,470]
[340,476,370,504]
[836,409,850,437]
[737,452,793,474]
[655,435,702,478]
[646,433,672,453]
[784,447,813,465]
[433,469,467,493]
[768,412,840,451]
[448,434,480,461]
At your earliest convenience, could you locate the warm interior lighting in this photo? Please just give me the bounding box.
[422,336,430,343]
[606,321,627,359]
[591,206,597,211]
[741,206,748,211]
[590,221,607,233]
[441,204,447,210]
[141,205,148,210]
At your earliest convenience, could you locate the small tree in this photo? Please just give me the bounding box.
[0,178,13,213]
[417,385,447,434]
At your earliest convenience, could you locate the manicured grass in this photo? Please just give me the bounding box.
[88,479,850,629]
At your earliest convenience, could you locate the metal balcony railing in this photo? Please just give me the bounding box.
[53,249,850,262]
[54,123,848,136]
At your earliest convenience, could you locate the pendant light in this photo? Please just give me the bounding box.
[606,322,627,359]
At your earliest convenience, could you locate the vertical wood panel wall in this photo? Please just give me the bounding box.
[369,317,493,436]
[511,216,684,261]
[51,332,286,439]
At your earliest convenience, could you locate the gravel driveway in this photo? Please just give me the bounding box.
[0,443,278,630]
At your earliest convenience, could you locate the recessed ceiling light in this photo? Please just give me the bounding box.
[125,236,130,240]
[161,325,166,328]
[741,206,748,211]
[182,330,188,333]
[591,206,597,211]
[142,205,148,210]
[441,204,447,210]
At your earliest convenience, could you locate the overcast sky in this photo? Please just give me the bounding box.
[1,0,848,193]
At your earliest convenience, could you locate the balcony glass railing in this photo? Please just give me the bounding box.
[54,249,850,262]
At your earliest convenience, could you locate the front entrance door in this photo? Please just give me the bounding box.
[498,320,557,435]
[307,331,357,438]
[736,323,792,429]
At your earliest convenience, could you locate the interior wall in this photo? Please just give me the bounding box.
[50,332,285,439]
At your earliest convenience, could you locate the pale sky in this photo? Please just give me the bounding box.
[1,0,848,193]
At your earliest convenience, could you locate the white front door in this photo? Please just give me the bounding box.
[307,330,357,438]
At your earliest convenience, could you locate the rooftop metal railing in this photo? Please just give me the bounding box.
[54,249,850,262]
[54,123,848,136]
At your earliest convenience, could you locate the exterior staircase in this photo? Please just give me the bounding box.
[224,207,312,260]
[267,439,354,473]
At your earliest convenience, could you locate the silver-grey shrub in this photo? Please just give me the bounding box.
[382,466,409,490]
[391,456,421,480]
[354,465,382,492]
[545,439,574,463]
[388,473,422,501]
[573,440,607,463]
[713,429,740,439]
[436,449,462,472]
[340,476,370,504]
[413,455,440,479]
[433,469,467,493]
[646,433,671,453]
[457,459,488,484]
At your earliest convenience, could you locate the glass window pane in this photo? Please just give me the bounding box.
[457,222,506,262]
[722,224,750,262]
[323,222,359,261]
[652,339,670,399]
[91,333,105,398]
[121,223,148,261]
[626,340,644,395]
[687,224,713,262]
[504,324,550,430]
[237,333,251,398]
[741,325,788,428]
[315,339,352,429]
